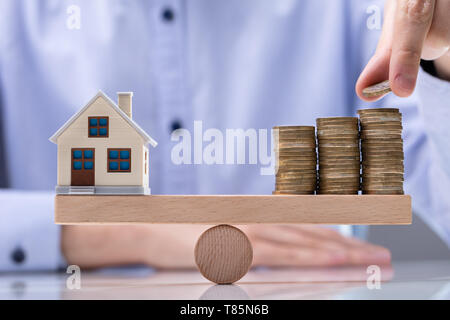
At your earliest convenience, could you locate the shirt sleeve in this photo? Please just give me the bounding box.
[0,189,66,271]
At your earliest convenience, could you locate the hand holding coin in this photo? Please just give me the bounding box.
[356,0,450,101]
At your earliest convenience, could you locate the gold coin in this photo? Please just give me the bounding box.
[361,156,404,162]
[362,177,404,183]
[362,184,404,189]
[358,107,399,113]
[319,157,360,162]
[275,131,316,136]
[362,150,404,156]
[362,174,404,179]
[279,172,318,176]
[317,190,359,195]
[319,167,360,172]
[362,190,404,195]
[276,143,317,148]
[319,165,361,169]
[276,184,317,189]
[272,191,315,195]
[362,165,404,171]
[276,174,317,179]
[363,175,404,179]
[276,163,317,168]
[359,113,402,119]
[319,142,359,146]
[276,183,317,188]
[319,147,360,152]
[360,131,402,137]
[277,161,317,165]
[361,145,403,150]
[317,117,358,123]
[320,184,360,188]
[362,158,403,163]
[319,183,360,188]
[276,148,317,153]
[317,129,359,134]
[360,124,403,130]
[275,187,316,192]
[361,141,403,146]
[359,116,402,123]
[276,165,317,170]
[273,125,315,130]
[316,125,359,131]
[318,186,360,191]
[362,187,404,192]
[276,181,317,186]
[319,175,360,180]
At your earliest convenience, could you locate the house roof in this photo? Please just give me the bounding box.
[49,90,158,147]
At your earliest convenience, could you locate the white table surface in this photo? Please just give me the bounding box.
[1,260,450,300]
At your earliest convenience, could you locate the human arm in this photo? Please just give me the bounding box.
[61,224,391,269]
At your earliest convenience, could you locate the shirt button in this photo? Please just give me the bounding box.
[161,7,175,22]
[11,247,26,265]
[170,120,182,132]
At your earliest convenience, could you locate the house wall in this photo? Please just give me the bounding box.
[56,96,147,186]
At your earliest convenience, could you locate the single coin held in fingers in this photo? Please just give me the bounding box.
[362,80,392,98]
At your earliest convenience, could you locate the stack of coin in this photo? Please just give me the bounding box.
[316,117,360,194]
[358,108,404,194]
[273,126,317,195]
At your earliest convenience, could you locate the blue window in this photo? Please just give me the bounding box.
[109,150,119,159]
[73,150,82,159]
[89,116,108,137]
[84,161,93,170]
[108,148,131,172]
[109,161,119,171]
[73,161,82,170]
[72,149,94,171]
[120,161,130,170]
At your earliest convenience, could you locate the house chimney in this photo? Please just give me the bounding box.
[117,92,133,118]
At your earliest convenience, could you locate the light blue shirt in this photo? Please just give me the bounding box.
[0,0,449,271]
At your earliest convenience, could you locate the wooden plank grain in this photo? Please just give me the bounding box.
[55,194,412,225]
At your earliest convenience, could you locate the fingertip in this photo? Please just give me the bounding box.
[355,50,391,101]
[355,69,374,101]
[356,77,390,102]
[391,72,417,97]
[358,91,388,102]
[365,247,391,265]
[375,248,392,264]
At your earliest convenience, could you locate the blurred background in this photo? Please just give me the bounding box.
[370,216,450,260]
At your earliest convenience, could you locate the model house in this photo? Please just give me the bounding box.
[49,91,157,195]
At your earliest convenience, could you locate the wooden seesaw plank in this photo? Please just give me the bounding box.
[55,194,411,225]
